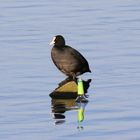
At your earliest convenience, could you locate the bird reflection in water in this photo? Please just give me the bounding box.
[51,99,77,125]
[50,78,92,125]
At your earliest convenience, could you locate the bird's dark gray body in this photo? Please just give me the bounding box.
[50,35,91,78]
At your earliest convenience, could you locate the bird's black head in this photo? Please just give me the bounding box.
[50,35,65,46]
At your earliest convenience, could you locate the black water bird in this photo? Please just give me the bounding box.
[50,35,91,79]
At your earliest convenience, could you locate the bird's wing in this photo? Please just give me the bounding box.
[66,46,89,65]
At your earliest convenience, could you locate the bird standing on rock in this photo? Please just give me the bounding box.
[50,35,91,79]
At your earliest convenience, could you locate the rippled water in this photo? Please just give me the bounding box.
[0,0,140,140]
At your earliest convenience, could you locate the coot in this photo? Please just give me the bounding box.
[50,35,91,79]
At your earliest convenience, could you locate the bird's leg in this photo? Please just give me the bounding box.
[59,77,73,86]
[72,73,77,81]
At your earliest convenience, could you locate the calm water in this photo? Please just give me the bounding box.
[0,0,140,140]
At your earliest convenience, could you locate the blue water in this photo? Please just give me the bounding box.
[0,0,140,140]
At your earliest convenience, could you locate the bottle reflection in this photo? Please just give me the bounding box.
[50,78,91,125]
[77,102,88,130]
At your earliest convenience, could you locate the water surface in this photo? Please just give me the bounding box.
[0,0,140,140]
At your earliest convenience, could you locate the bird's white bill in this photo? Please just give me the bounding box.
[49,37,56,45]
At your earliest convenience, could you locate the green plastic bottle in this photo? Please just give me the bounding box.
[77,78,84,95]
